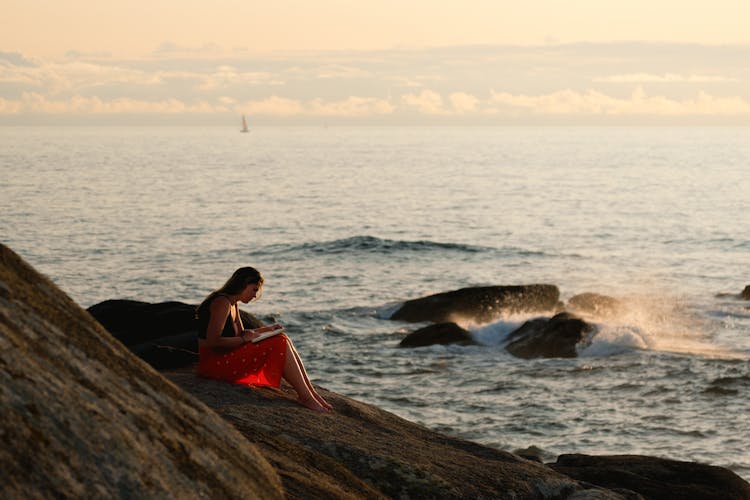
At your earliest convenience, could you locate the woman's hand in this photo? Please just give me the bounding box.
[243,324,285,340]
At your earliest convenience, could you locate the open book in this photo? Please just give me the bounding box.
[251,324,285,343]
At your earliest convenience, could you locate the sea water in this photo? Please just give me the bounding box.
[2,125,749,479]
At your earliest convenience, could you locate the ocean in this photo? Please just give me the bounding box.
[2,125,749,479]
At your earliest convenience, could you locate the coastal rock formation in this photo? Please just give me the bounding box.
[87,299,263,369]
[165,367,592,499]
[567,293,622,317]
[4,242,748,499]
[505,312,595,359]
[399,322,477,348]
[0,244,282,499]
[549,454,750,500]
[390,284,560,323]
[741,285,750,300]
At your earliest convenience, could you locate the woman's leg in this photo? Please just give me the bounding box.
[287,341,332,410]
[282,343,330,412]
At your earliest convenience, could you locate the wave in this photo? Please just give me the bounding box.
[257,235,491,257]
[461,292,745,359]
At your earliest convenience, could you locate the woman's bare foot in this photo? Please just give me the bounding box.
[313,392,333,410]
[297,396,331,413]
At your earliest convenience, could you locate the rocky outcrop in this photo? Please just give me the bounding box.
[0,243,282,499]
[505,312,595,359]
[741,285,750,300]
[549,454,750,500]
[567,293,622,317]
[86,299,263,369]
[165,367,592,499]
[399,322,476,348]
[390,285,560,323]
[4,243,748,499]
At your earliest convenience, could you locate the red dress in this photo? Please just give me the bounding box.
[196,295,287,387]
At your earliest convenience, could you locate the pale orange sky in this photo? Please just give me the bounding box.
[2,1,750,124]
[3,0,750,58]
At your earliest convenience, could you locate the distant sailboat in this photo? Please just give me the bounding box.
[240,115,249,133]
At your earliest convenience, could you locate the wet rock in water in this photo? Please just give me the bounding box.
[0,243,282,499]
[514,445,548,464]
[741,285,750,300]
[87,299,263,369]
[550,454,750,500]
[390,284,560,323]
[505,312,595,359]
[399,322,476,348]
[567,292,622,317]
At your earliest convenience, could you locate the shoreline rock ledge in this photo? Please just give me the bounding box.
[3,243,749,499]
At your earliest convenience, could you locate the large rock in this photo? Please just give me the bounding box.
[0,243,283,499]
[399,322,477,348]
[87,299,263,370]
[550,454,750,500]
[391,285,560,323]
[741,285,750,300]
[505,312,595,359]
[567,293,622,317]
[5,242,748,499]
[165,367,596,499]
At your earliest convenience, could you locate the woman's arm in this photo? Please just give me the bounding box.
[205,297,249,348]
[242,323,285,339]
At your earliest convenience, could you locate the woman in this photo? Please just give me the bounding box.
[196,267,332,413]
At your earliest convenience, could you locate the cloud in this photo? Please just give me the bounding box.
[238,96,304,116]
[1,92,223,114]
[401,89,448,114]
[308,96,393,116]
[3,87,749,120]
[198,66,284,89]
[237,95,393,117]
[449,92,480,113]
[488,86,750,116]
[2,42,750,123]
[594,73,739,83]
[0,60,163,93]
[152,41,225,57]
[316,65,372,79]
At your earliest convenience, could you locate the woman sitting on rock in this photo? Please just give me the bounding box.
[196,267,332,413]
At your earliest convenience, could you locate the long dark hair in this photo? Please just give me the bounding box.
[196,267,264,317]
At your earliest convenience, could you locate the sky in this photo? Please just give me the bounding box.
[2,0,750,125]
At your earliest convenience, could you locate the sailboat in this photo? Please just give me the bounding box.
[240,115,249,133]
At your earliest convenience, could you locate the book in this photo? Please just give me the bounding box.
[251,325,285,343]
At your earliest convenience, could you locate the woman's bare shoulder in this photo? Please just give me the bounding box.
[209,294,232,314]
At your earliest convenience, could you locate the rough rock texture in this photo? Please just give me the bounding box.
[549,454,750,500]
[390,285,560,323]
[505,312,595,359]
[86,299,263,370]
[741,285,750,300]
[567,293,622,317]
[165,367,594,499]
[399,322,477,348]
[0,243,283,499]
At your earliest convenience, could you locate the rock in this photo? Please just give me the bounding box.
[5,242,747,499]
[514,445,547,464]
[741,285,750,300]
[505,312,595,359]
[550,454,750,500]
[0,243,282,499]
[399,322,477,348]
[567,293,621,317]
[87,299,263,369]
[390,284,560,323]
[165,367,589,499]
